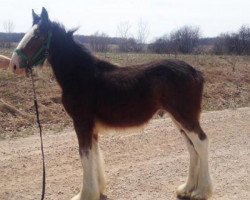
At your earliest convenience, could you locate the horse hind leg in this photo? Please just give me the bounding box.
[174,117,212,200]
[186,125,213,200]
[171,118,200,199]
[177,130,200,199]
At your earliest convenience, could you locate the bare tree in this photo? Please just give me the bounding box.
[238,25,250,54]
[213,33,230,55]
[170,26,201,54]
[117,21,131,39]
[213,25,250,55]
[2,20,15,48]
[148,38,169,54]
[136,20,150,52]
[148,33,179,55]
[89,32,110,52]
[117,22,136,52]
[3,20,15,33]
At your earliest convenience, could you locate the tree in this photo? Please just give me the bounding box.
[170,26,201,54]
[117,21,134,52]
[212,34,227,55]
[148,35,173,54]
[238,25,250,54]
[135,20,149,52]
[117,21,131,39]
[213,25,250,55]
[3,20,15,33]
[2,20,15,48]
[89,32,110,52]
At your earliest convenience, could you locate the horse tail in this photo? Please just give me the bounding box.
[192,69,205,119]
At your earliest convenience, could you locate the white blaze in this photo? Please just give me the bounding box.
[17,25,38,49]
[10,25,38,71]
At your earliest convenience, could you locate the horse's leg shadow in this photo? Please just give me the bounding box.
[100,194,113,200]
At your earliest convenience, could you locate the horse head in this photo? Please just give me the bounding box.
[10,7,51,75]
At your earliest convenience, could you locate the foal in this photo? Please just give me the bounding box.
[10,8,212,200]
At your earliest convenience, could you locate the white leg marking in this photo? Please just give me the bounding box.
[170,116,201,198]
[177,131,200,198]
[94,143,106,194]
[71,145,100,200]
[187,132,213,200]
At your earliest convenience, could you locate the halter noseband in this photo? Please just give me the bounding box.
[15,31,52,69]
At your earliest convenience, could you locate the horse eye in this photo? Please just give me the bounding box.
[34,30,40,39]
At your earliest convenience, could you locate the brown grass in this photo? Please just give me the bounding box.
[0,52,249,138]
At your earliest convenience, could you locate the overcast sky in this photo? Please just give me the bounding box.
[0,0,249,41]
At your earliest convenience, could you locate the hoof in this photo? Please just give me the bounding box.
[176,183,194,199]
[100,194,108,200]
[71,191,101,200]
[190,186,212,200]
[190,191,207,200]
[71,192,81,200]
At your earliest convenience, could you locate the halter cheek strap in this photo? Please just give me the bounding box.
[15,31,52,69]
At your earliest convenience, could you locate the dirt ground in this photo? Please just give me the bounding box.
[0,107,249,200]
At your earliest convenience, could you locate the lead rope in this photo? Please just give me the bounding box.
[29,68,46,200]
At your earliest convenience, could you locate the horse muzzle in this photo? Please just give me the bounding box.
[10,52,26,75]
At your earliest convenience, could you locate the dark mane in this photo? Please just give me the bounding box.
[50,21,93,60]
[48,22,100,90]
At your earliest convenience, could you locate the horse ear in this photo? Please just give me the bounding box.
[41,7,49,23]
[32,9,40,25]
[67,28,79,38]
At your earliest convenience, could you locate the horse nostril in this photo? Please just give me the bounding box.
[13,65,17,70]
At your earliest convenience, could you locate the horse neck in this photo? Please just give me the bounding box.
[48,31,95,91]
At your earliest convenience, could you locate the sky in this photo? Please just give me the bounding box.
[0,0,249,42]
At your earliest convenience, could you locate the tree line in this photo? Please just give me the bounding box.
[213,25,250,55]
[85,24,250,55]
[149,25,250,55]
[0,21,249,55]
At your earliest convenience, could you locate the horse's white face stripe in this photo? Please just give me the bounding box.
[9,25,38,72]
[16,25,38,49]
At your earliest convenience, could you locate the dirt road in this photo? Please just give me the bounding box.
[1,108,249,200]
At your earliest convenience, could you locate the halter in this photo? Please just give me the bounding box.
[15,31,52,69]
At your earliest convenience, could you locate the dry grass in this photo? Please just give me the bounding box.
[0,52,249,138]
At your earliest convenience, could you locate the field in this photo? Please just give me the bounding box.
[0,50,250,200]
[0,50,249,138]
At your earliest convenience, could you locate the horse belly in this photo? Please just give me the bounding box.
[94,119,146,135]
[95,100,159,129]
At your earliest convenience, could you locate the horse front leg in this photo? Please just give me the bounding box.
[71,120,105,200]
[93,140,106,195]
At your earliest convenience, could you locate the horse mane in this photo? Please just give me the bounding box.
[48,22,118,90]
[50,22,94,62]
